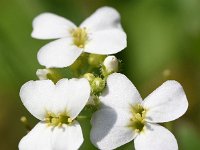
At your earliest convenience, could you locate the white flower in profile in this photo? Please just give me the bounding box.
[36,68,52,80]
[19,78,90,150]
[90,73,188,150]
[32,7,127,68]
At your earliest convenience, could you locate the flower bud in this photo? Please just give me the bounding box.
[83,73,95,83]
[36,69,52,80]
[91,77,105,94]
[102,56,119,76]
[87,95,100,106]
[20,116,31,131]
[36,69,60,83]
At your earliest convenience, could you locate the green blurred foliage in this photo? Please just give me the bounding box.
[0,0,200,149]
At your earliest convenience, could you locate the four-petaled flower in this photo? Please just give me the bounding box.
[32,7,127,68]
[90,73,188,150]
[18,6,189,150]
[19,78,90,150]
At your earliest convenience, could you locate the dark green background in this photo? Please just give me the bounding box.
[0,0,200,149]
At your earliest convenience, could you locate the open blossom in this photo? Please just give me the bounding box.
[19,78,90,150]
[32,7,127,68]
[90,73,188,150]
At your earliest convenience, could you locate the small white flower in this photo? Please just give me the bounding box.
[32,7,127,68]
[19,78,90,150]
[36,68,52,80]
[103,55,119,73]
[90,73,188,150]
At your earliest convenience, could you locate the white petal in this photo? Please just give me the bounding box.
[19,121,83,150]
[134,123,178,150]
[142,80,188,123]
[80,7,123,32]
[20,80,55,120]
[20,78,90,120]
[19,122,52,150]
[52,121,83,150]
[32,13,76,39]
[52,78,90,119]
[91,108,136,150]
[84,29,127,55]
[37,38,82,68]
[100,73,142,110]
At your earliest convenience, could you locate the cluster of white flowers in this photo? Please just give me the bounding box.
[19,6,188,150]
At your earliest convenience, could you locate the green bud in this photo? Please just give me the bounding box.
[20,116,28,123]
[88,54,106,67]
[87,95,100,106]
[20,116,31,131]
[91,77,105,94]
[83,73,95,83]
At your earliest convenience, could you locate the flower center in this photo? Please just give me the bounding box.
[129,104,146,133]
[45,112,73,127]
[71,27,88,48]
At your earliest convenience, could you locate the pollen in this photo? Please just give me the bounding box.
[45,112,73,127]
[71,27,88,48]
[129,104,146,133]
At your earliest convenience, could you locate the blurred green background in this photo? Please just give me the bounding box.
[0,0,200,149]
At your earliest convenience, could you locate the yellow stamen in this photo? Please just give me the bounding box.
[71,27,88,48]
[45,112,73,127]
[128,104,147,132]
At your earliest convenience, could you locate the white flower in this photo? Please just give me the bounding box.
[90,73,188,150]
[19,78,90,150]
[103,55,119,73]
[32,7,127,68]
